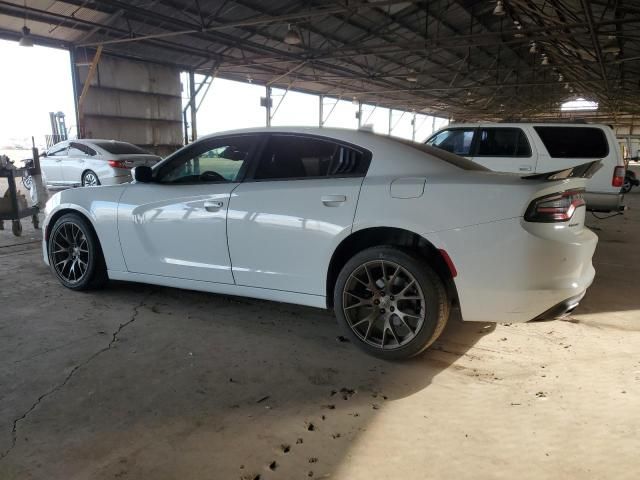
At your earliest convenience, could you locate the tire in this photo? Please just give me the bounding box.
[621,179,632,194]
[22,174,32,190]
[11,220,22,237]
[334,246,450,360]
[81,170,100,187]
[47,213,108,290]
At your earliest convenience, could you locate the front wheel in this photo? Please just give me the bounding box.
[48,213,107,290]
[334,246,450,360]
[622,178,632,194]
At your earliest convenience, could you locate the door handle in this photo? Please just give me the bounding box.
[204,200,224,212]
[518,165,533,172]
[321,195,347,207]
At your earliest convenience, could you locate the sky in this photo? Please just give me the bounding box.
[0,38,448,152]
[0,39,76,148]
[182,73,449,142]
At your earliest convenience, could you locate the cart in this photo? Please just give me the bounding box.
[0,166,39,236]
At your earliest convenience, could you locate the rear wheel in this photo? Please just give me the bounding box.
[82,170,100,187]
[334,246,450,360]
[48,213,107,290]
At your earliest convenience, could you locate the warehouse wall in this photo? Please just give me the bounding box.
[77,54,182,156]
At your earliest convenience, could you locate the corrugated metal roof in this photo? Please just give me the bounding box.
[0,0,638,120]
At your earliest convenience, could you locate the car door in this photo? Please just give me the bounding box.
[227,134,370,295]
[470,126,536,173]
[117,135,259,284]
[65,142,94,185]
[42,142,68,185]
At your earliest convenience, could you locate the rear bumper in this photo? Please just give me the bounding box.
[425,217,597,323]
[99,171,132,186]
[584,191,624,212]
[532,292,585,321]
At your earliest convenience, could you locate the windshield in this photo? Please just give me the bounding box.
[392,137,489,171]
[92,141,150,155]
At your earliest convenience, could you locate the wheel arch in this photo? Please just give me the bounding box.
[326,226,458,308]
[45,207,99,245]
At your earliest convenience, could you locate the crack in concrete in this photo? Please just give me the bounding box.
[0,294,151,461]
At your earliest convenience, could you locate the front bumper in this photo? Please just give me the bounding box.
[425,217,597,323]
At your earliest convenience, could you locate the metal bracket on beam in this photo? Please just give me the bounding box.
[77,45,103,139]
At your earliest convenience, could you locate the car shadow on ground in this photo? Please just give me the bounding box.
[0,272,495,480]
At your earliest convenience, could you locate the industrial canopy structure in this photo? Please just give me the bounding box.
[1,0,640,124]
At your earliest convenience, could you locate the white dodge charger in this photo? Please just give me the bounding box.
[42,128,598,359]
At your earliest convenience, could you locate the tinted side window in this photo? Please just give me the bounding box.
[157,136,253,184]
[70,142,97,156]
[48,144,68,156]
[426,129,475,156]
[476,128,531,157]
[534,127,608,158]
[254,135,367,180]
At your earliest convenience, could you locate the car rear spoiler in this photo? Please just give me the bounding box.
[521,160,602,181]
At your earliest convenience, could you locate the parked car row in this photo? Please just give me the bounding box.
[40,139,161,188]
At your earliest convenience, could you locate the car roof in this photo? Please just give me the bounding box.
[180,126,482,175]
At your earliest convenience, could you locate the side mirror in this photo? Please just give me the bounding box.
[132,165,153,183]
[40,151,47,157]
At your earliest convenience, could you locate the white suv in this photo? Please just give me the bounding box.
[426,122,625,212]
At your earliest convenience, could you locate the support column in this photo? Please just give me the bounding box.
[265,86,272,127]
[319,95,324,127]
[189,71,198,142]
[357,101,362,129]
[412,112,417,142]
[69,48,81,139]
[388,109,393,136]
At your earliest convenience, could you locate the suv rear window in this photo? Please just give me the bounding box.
[93,141,149,155]
[476,128,531,157]
[534,127,608,158]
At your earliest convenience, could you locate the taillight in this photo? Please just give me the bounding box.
[612,166,625,187]
[524,189,586,223]
[108,160,130,169]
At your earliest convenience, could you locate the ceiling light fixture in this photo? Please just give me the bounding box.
[529,42,537,54]
[406,71,418,82]
[19,26,34,47]
[493,0,506,16]
[514,25,524,38]
[541,54,549,66]
[283,24,302,46]
[18,0,33,47]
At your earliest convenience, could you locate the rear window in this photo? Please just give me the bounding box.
[395,138,488,171]
[93,141,149,155]
[534,127,609,158]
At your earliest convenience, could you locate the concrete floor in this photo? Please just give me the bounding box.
[1,190,639,480]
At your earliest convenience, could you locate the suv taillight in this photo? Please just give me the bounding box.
[524,189,586,223]
[108,160,130,169]
[612,166,625,187]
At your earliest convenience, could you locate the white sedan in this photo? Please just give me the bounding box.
[42,128,598,359]
[41,139,161,188]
